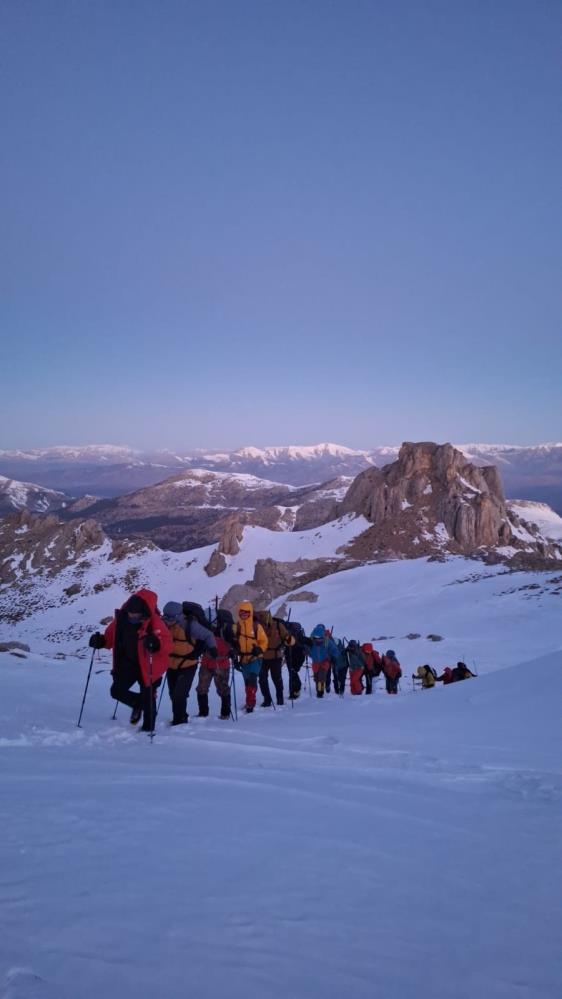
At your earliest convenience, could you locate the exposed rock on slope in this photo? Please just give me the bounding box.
[62,470,349,551]
[0,510,150,587]
[340,442,562,564]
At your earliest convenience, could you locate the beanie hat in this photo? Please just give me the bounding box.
[162,601,182,621]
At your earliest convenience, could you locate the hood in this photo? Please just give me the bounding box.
[238,600,254,621]
[361,643,373,653]
[123,588,158,616]
[311,624,326,640]
[162,601,183,622]
[386,649,396,659]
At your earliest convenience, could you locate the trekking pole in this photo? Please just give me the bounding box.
[148,652,155,742]
[157,676,166,713]
[112,701,119,720]
[77,649,96,728]
[230,661,238,721]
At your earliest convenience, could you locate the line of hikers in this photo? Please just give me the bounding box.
[87,588,474,732]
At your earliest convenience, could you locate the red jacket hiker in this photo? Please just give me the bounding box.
[103,588,172,686]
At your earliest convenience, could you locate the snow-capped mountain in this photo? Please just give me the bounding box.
[0,475,67,516]
[2,441,562,511]
[62,470,353,551]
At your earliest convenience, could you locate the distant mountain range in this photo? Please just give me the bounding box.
[0,441,561,512]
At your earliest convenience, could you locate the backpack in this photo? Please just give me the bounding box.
[215,607,235,645]
[426,665,438,679]
[182,601,211,630]
[384,657,401,679]
[285,620,306,645]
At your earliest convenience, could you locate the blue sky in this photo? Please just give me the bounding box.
[1,0,560,450]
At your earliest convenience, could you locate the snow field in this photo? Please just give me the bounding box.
[0,648,561,999]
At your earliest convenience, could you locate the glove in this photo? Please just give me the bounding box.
[89,632,105,650]
[207,646,218,659]
[251,645,262,657]
[144,634,161,653]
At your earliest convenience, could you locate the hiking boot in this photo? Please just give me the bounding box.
[130,703,142,725]
[261,700,272,708]
[220,696,231,720]
[289,690,300,700]
[172,714,188,726]
[276,696,284,706]
[243,705,254,714]
[197,693,209,718]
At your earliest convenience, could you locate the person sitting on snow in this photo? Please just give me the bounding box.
[88,589,172,732]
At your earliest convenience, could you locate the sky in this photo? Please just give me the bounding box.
[1,0,561,451]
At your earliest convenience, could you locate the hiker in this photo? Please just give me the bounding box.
[162,601,217,725]
[347,640,366,695]
[452,661,476,682]
[361,643,382,694]
[304,624,339,698]
[88,589,172,732]
[381,649,402,695]
[285,622,307,700]
[332,639,349,695]
[196,610,234,720]
[413,665,436,689]
[232,601,268,713]
[254,611,295,707]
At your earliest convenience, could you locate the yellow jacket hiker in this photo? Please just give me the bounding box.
[234,601,268,713]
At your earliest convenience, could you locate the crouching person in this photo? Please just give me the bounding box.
[305,624,339,698]
[381,649,402,695]
[414,665,436,688]
[233,601,268,713]
[162,601,217,725]
[89,589,172,732]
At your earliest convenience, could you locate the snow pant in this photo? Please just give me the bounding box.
[259,658,284,705]
[111,667,159,730]
[364,668,376,694]
[196,665,231,718]
[167,664,198,723]
[285,646,304,698]
[350,668,364,695]
[312,660,329,698]
[197,665,230,699]
[385,675,399,695]
[334,665,347,694]
[241,658,261,710]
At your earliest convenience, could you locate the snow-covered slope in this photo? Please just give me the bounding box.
[2,509,561,675]
[509,500,562,542]
[0,646,560,999]
[0,475,67,515]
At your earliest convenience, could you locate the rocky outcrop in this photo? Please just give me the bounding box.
[0,509,150,585]
[340,442,561,562]
[204,550,227,577]
[220,556,346,613]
